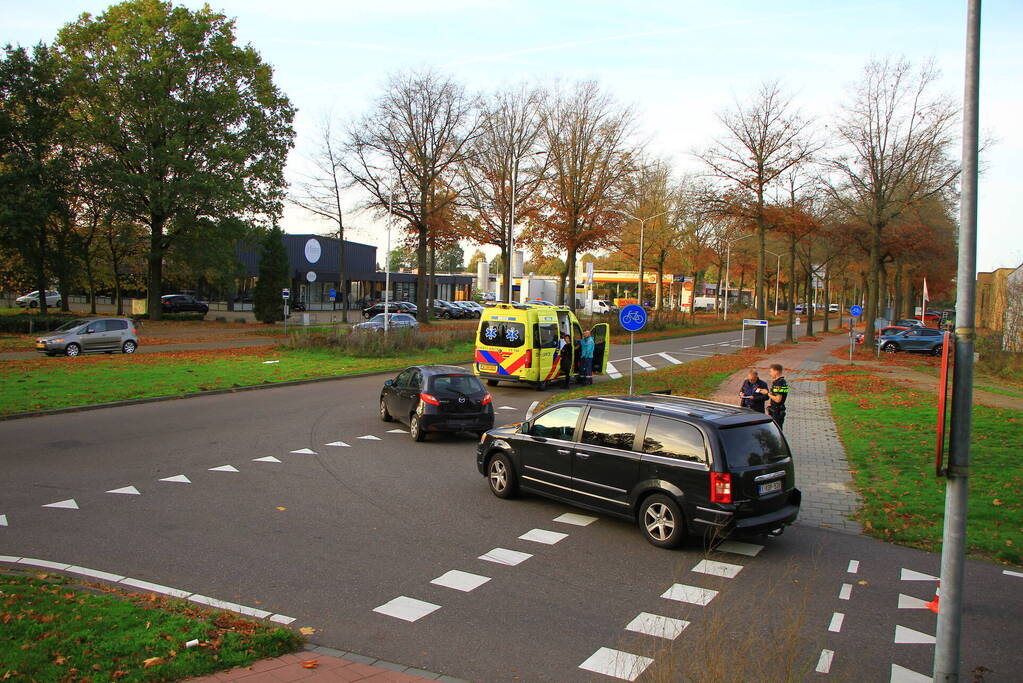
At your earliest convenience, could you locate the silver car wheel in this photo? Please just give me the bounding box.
[489,459,508,492]
[643,503,675,541]
[122,340,137,354]
[65,343,81,357]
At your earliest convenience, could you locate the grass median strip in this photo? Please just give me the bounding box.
[823,364,1022,565]
[0,569,301,681]
[0,343,474,416]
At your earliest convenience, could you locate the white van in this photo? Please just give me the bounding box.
[586,299,613,314]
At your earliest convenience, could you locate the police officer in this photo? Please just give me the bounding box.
[765,363,789,429]
[558,333,574,388]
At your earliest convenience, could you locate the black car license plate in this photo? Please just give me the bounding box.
[758,480,783,496]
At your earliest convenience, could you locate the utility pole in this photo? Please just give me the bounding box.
[934,1,980,680]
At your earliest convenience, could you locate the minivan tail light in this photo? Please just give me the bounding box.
[419,392,441,406]
[710,472,732,504]
[481,393,493,405]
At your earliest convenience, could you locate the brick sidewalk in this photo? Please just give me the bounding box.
[711,333,863,533]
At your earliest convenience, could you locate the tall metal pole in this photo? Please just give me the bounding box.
[638,219,645,307]
[385,190,393,335]
[934,1,980,680]
[774,254,781,317]
[508,158,517,304]
[723,243,731,320]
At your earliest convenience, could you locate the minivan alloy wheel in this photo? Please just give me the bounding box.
[644,503,675,541]
[487,453,518,498]
[639,494,684,548]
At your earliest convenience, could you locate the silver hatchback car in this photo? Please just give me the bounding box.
[36,318,140,357]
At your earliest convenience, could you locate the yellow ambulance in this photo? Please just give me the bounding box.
[474,303,609,389]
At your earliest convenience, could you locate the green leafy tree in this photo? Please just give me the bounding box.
[466,249,487,272]
[437,244,464,272]
[253,226,288,323]
[56,0,295,319]
[387,245,415,272]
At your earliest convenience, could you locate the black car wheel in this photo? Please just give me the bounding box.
[410,414,426,442]
[882,342,898,353]
[487,452,518,499]
[364,312,372,319]
[442,312,451,319]
[65,343,81,358]
[379,397,393,422]
[487,379,499,387]
[536,380,548,391]
[639,494,685,549]
[29,300,38,308]
[122,340,137,354]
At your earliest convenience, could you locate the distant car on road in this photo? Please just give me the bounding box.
[362,302,409,319]
[433,300,464,319]
[451,301,481,318]
[893,319,926,328]
[160,294,208,315]
[878,327,946,355]
[353,313,418,333]
[36,317,139,357]
[477,393,801,548]
[829,303,839,313]
[16,290,61,309]
[380,365,494,441]
[856,325,909,345]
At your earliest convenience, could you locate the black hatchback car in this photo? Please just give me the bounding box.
[477,394,801,548]
[160,294,209,315]
[381,365,495,441]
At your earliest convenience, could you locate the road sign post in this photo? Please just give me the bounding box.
[619,304,647,396]
[282,289,290,334]
[741,318,768,349]
[848,305,862,362]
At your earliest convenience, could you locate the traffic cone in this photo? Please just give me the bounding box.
[925,582,940,613]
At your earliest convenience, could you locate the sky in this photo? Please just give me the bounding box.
[4,0,1021,274]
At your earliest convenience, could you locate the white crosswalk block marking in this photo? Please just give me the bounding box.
[0,514,7,527]
[633,356,655,371]
[324,441,350,447]
[847,559,860,573]
[252,456,282,463]
[42,499,78,510]
[158,475,190,483]
[661,583,718,606]
[901,568,939,581]
[658,352,682,365]
[891,663,933,682]
[208,465,239,472]
[519,529,568,545]
[553,512,598,526]
[894,625,936,644]
[828,612,845,632]
[289,448,317,454]
[692,559,743,578]
[605,361,622,379]
[579,648,653,681]
[716,540,763,557]
[357,435,382,440]
[479,548,532,566]
[373,596,440,622]
[624,612,689,640]
[898,593,930,609]
[106,486,140,495]
[387,429,408,433]
[431,570,491,592]
[839,583,852,600]
[1004,570,1023,578]
[816,649,835,674]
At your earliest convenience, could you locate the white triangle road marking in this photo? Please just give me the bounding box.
[0,514,7,527]
[289,448,317,455]
[901,568,939,582]
[891,663,933,682]
[894,625,936,644]
[106,486,140,495]
[43,498,79,510]
[658,352,682,365]
[387,429,408,433]
[209,465,239,472]
[897,593,931,609]
[357,435,382,440]
[324,441,351,447]
[252,456,282,463]
[159,475,191,483]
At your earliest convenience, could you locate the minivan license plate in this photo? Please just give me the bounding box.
[758,480,783,496]
[479,364,497,373]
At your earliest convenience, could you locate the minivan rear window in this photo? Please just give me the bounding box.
[718,422,790,468]
[480,321,525,348]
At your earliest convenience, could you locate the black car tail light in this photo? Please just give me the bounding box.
[419,392,441,406]
[481,393,493,406]
[710,472,732,504]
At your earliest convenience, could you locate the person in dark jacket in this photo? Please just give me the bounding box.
[766,363,789,429]
[738,369,768,412]
[558,333,574,388]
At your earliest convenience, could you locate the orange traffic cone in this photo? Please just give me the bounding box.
[926,582,940,613]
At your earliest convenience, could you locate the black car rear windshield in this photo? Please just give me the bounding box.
[718,421,790,468]
[428,374,485,395]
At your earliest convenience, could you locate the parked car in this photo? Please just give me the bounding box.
[893,318,926,328]
[478,393,800,548]
[433,300,464,319]
[353,313,418,333]
[829,303,840,313]
[877,327,947,355]
[461,301,485,315]
[362,302,407,319]
[451,301,481,318]
[160,294,209,315]
[524,299,556,306]
[396,301,418,314]
[380,365,494,441]
[16,290,61,309]
[36,317,139,357]
[856,325,908,345]
[794,303,807,314]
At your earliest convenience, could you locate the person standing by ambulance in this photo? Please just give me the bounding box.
[558,333,574,388]
[578,330,595,385]
[764,363,789,429]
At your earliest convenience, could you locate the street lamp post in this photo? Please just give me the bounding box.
[765,249,782,317]
[723,233,756,320]
[385,188,394,335]
[613,209,671,309]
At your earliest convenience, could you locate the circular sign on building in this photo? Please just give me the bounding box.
[304,238,321,264]
[306,271,317,283]
[619,304,647,332]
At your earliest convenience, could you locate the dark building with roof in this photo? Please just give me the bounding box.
[237,234,472,309]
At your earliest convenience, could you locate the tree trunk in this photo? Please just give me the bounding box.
[654,258,665,311]
[86,259,97,315]
[893,261,903,321]
[755,200,767,347]
[415,218,429,322]
[147,217,167,321]
[714,271,723,318]
[806,263,815,337]
[427,243,436,314]
[823,269,831,333]
[566,245,579,310]
[785,234,797,342]
[864,223,882,341]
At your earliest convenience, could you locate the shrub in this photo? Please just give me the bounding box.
[286,326,471,357]
[132,312,207,322]
[0,313,84,334]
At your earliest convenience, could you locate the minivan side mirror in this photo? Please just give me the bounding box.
[384,379,394,387]
[519,422,530,434]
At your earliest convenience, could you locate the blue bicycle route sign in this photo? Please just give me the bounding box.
[850,305,863,317]
[619,304,647,332]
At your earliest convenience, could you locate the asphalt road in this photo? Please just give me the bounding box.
[2,325,1020,682]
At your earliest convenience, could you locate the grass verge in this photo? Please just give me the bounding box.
[0,344,474,416]
[0,569,301,681]
[822,364,1022,565]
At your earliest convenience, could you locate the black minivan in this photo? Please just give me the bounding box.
[381,365,495,441]
[477,394,800,548]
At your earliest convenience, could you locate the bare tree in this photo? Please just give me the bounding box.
[292,115,353,321]
[460,84,547,302]
[699,82,819,345]
[822,57,959,341]
[532,81,637,309]
[340,69,482,320]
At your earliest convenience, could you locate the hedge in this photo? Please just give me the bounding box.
[0,314,85,334]
[132,312,207,322]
